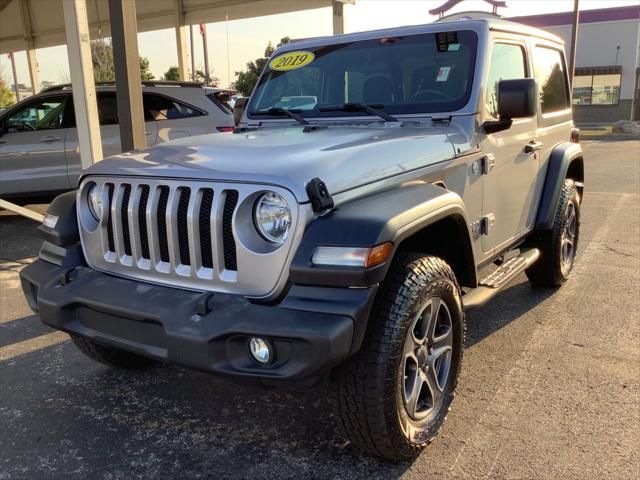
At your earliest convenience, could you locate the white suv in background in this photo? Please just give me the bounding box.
[0,81,235,204]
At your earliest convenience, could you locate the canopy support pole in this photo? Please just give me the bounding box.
[19,0,39,94]
[174,0,189,80]
[108,0,146,152]
[63,0,103,169]
[332,0,344,35]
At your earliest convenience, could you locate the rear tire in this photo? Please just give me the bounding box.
[526,179,580,287]
[71,335,158,369]
[330,254,465,461]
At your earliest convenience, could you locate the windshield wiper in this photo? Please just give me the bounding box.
[319,103,399,122]
[249,107,309,125]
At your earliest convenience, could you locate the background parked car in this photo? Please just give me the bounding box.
[0,81,234,204]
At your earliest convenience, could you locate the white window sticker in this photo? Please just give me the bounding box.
[448,43,461,51]
[436,66,451,82]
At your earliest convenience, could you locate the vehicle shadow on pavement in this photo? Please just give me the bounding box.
[0,314,54,347]
[1,341,412,479]
[2,282,556,480]
[465,279,557,347]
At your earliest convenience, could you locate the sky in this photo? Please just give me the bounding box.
[1,0,637,90]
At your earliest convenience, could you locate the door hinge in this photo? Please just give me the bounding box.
[481,214,496,235]
[481,154,496,175]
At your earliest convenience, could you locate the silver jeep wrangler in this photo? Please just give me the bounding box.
[21,18,584,461]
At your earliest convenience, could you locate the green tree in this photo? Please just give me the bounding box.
[233,37,290,97]
[90,38,155,82]
[139,57,154,80]
[0,67,14,107]
[194,69,219,87]
[0,77,14,108]
[163,66,180,81]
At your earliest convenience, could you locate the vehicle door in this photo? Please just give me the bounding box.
[480,40,540,254]
[143,93,207,143]
[0,94,74,197]
[65,92,159,186]
[530,42,573,201]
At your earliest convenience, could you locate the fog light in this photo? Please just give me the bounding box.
[249,337,271,364]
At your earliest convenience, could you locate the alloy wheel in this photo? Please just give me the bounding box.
[401,296,453,420]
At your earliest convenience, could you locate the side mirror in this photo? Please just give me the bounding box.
[233,97,248,126]
[483,78,536,134]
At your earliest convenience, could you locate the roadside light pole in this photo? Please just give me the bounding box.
[569,0,580,86]
[190,25,196,82]
[8,52,19,102]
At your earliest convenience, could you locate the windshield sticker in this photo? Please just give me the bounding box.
[448,43,461,51]
[436,66,451,82]
[269,51,315,71]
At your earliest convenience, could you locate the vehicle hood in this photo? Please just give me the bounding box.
[84,124,457,202]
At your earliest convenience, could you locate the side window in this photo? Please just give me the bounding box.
[485,43,527,118]
[143,94,203,121]
[98,93,119,126]
[533,46,570,114]
[4,96,69,132]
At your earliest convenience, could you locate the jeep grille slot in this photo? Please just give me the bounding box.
[79,177,299,297]
[199,188,214,269]
[138,185,151,259]
[177,188,191,266]
[222,190,239,271]
[106,183,115,253]
[121,184,132,256]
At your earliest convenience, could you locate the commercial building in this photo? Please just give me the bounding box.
[512,5,640,123]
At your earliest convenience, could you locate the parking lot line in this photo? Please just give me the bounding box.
[0,331,69,362]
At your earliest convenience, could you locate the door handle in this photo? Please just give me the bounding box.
[524,140,543,153]
[41,135,62,143]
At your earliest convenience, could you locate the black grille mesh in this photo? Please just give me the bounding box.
[177,188,191,266]
[138,186,150,259]
[157,186,170,263]
[222,190,239,271]
[106,184,115,252]
[121,184,132,256]
[199,189,214,268]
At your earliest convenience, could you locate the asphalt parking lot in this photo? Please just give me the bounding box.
[1,139,638,479]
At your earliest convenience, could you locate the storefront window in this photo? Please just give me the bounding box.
[572,73,621,105]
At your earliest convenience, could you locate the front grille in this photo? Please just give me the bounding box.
[78,177,300,297]
[99,181,239,275]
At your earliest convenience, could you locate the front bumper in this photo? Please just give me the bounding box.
[20,259,377,386]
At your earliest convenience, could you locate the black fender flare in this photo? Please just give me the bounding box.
[289,183,477,288]
[536,142,583,230]
[39,191,79,246]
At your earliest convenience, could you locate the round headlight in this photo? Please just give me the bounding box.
[254,192,291,244]
[87,184,103,221]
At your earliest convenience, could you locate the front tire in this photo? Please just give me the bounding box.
[71,335,158,369]
[526,179,580,287]
[330,254,465,461]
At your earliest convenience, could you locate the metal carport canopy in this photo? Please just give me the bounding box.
[0,0,349,53]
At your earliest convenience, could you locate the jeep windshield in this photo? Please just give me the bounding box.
[248,30,477,120]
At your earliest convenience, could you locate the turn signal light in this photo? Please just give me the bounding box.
[312,242,393,268]
[365,242,393,268]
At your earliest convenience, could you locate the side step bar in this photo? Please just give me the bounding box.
[462,248,540,310]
